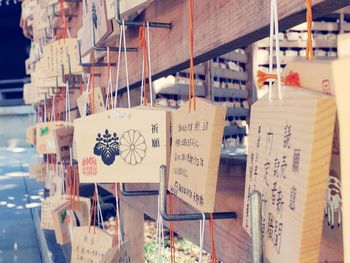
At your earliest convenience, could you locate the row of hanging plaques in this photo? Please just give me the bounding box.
[27,57,347,262]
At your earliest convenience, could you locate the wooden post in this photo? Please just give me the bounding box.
[120,199,145,262]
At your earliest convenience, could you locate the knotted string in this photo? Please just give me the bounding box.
[257,70,301,88]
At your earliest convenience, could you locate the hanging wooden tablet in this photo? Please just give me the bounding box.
[106,0,153,20]
[242,85,336,263]
[100,242,130,263]
[36,121,67,154]
[74,107,170,183]
[52,197,91,245]
[71,226,114,263]
[41,196,69,230]
[282,60,343,262]
[52,124,74,161]
[28,163,47,181]
[79,0,112,57]
[26,125,37,145]
[76,87,105,117]
[168,98,226,213]
[331,55,350,263]
[42,39,82,77]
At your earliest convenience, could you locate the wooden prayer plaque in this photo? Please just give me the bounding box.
[28,162,47,181]
[242,86,336,263]
[283,60,344,262]
[74,108,170,183]
[71,226,114,263]
[41,196,69,230]
[26,125,36,145]
[52,124,74,161]
[76,87,105,117]
[36,121,67,154]
[331,56,350,263]
[100,242,130,263]
[168,98,227,213]
[52,197,91,245]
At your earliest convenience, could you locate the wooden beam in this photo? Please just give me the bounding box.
[115,0,350,91]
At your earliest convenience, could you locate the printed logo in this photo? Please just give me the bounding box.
[94,130,120,166]
[82,156,97,176]
[120,129,147,166]
[40,127,49,137]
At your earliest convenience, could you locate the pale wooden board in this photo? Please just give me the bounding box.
[41,196,69,230]
[74,108,170,183]
[71,226,114,263]
[168,98,226,213]
[26,125,37,145]
[42,39,82,78]
[52,197,91,245]
[282,60,344,261]
[242,86,336,263]
[28,163,47,181]
[331,56,350,263]
[52,124,74,161]
[100,242,130,263]
[79,0,112,56]
[76,87,105,117]
[36,121,67,154]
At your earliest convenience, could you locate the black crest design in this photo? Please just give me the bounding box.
[94,129,120,166]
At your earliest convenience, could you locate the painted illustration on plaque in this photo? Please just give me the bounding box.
[94,129,120,166]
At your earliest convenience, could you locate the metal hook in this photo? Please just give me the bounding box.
[77,40,117,67]
[159,165,237,222]
[115,0,172,29]
[91,16,137,53]
[120,183,159,197]
[250,190,264,263]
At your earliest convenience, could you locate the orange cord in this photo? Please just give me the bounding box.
[90,57,95,114]
[209,213,217,263]
[168,193,175,263]
[306,0,314,60]
[138,24,150,106]
[106,48,112,110]
[257,70,301,88]
[188,0,196,111]
[73,166,80,210]
[56,0,68,41]
[89,188,97,234]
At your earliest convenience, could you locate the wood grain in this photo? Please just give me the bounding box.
[112,0,350,91]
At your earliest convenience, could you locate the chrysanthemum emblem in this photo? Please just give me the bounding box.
[120,129,147,166]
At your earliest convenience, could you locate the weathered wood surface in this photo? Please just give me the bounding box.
[114,0,350,90]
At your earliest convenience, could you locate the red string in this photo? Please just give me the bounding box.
[73,166,80,210]
[56,0,68,41]
[306,0,314,60]
[90,58,95,114]
[89,188,97,234]
[210,213,217,263]
[138,24,150,106]
[168,193,175,263]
